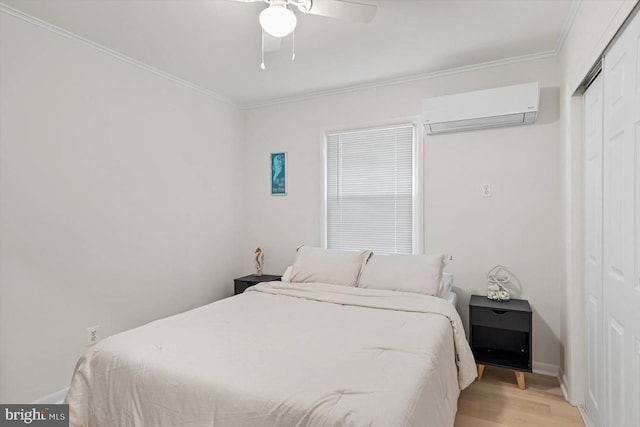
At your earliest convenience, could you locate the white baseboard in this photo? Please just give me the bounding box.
[578,405,594,427]
[559,371,570,401]
[32,387,69,404]
[560,375,593,427]
[532,361,560,377]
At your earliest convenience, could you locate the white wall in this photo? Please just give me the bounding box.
[243,57,564,371]
[0,12,245,402]
[557,0,637,405]
[6,0,626,404]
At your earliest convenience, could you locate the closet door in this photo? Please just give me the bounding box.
[602,10,640,427]
[584,73,604,427]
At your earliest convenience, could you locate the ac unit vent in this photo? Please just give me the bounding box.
[422,82,539,135]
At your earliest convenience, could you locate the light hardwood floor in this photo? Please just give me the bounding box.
[455,365,585,427]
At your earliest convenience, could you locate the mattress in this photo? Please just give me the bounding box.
[66,281,476,427]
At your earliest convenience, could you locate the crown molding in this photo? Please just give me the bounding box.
[243,49,558,109]
[554,0,582,55]
[0,3,237,107]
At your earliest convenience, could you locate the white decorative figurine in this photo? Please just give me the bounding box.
[255,247,264,277]
[486,265,512,301]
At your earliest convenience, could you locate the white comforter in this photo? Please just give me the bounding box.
[66,282,476,427]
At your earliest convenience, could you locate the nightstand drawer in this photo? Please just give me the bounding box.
[471,306,530,332]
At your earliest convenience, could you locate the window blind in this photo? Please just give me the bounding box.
[326,124,415,254]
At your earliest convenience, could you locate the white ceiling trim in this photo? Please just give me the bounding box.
[244,49,558,109]
[553,0,581,55]
[1,1,581,109]
[0,2,237,106]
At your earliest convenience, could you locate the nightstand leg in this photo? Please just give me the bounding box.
[477,364,485,381]
[514,371,526,390]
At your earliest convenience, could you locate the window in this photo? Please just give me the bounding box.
[325,123,421,254]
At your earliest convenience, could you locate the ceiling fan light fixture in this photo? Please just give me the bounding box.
[259,4,297,38]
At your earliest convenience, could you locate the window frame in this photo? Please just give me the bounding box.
[321,117,424,254]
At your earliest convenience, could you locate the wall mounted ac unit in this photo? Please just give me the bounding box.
[422,82,539,135]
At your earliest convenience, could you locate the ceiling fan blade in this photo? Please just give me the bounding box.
[264,33,283,52]
[299,0,377,23]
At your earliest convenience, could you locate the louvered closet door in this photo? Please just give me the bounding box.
[584,73,604,427]
[602,10,640,427]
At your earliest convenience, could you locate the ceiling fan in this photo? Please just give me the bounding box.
[232,0,377,68]
[233,0,377,37]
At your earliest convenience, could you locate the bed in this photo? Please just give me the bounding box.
[66,249,476,427]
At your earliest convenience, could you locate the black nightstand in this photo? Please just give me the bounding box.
[469,294,532,389]
[234,274,281,295]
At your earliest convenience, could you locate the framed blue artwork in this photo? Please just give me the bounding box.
[271,152,287,196]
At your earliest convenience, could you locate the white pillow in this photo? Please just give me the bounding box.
[441,272,454,296]
[281,266,293,282]
[289,246,372,286]
[358,253,448,296]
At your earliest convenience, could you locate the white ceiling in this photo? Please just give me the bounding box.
[2,0,577,106]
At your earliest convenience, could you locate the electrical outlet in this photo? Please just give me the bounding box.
[87,325,99,346]
[481,183,492,198]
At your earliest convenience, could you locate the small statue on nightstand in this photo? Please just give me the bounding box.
[255,247,264,277]
[487,265,513,301]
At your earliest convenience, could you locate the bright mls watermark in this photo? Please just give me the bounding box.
[0,405,68,426]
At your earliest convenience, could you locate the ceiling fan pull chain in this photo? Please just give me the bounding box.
[291,29,296,61]
[260,28,266,70]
